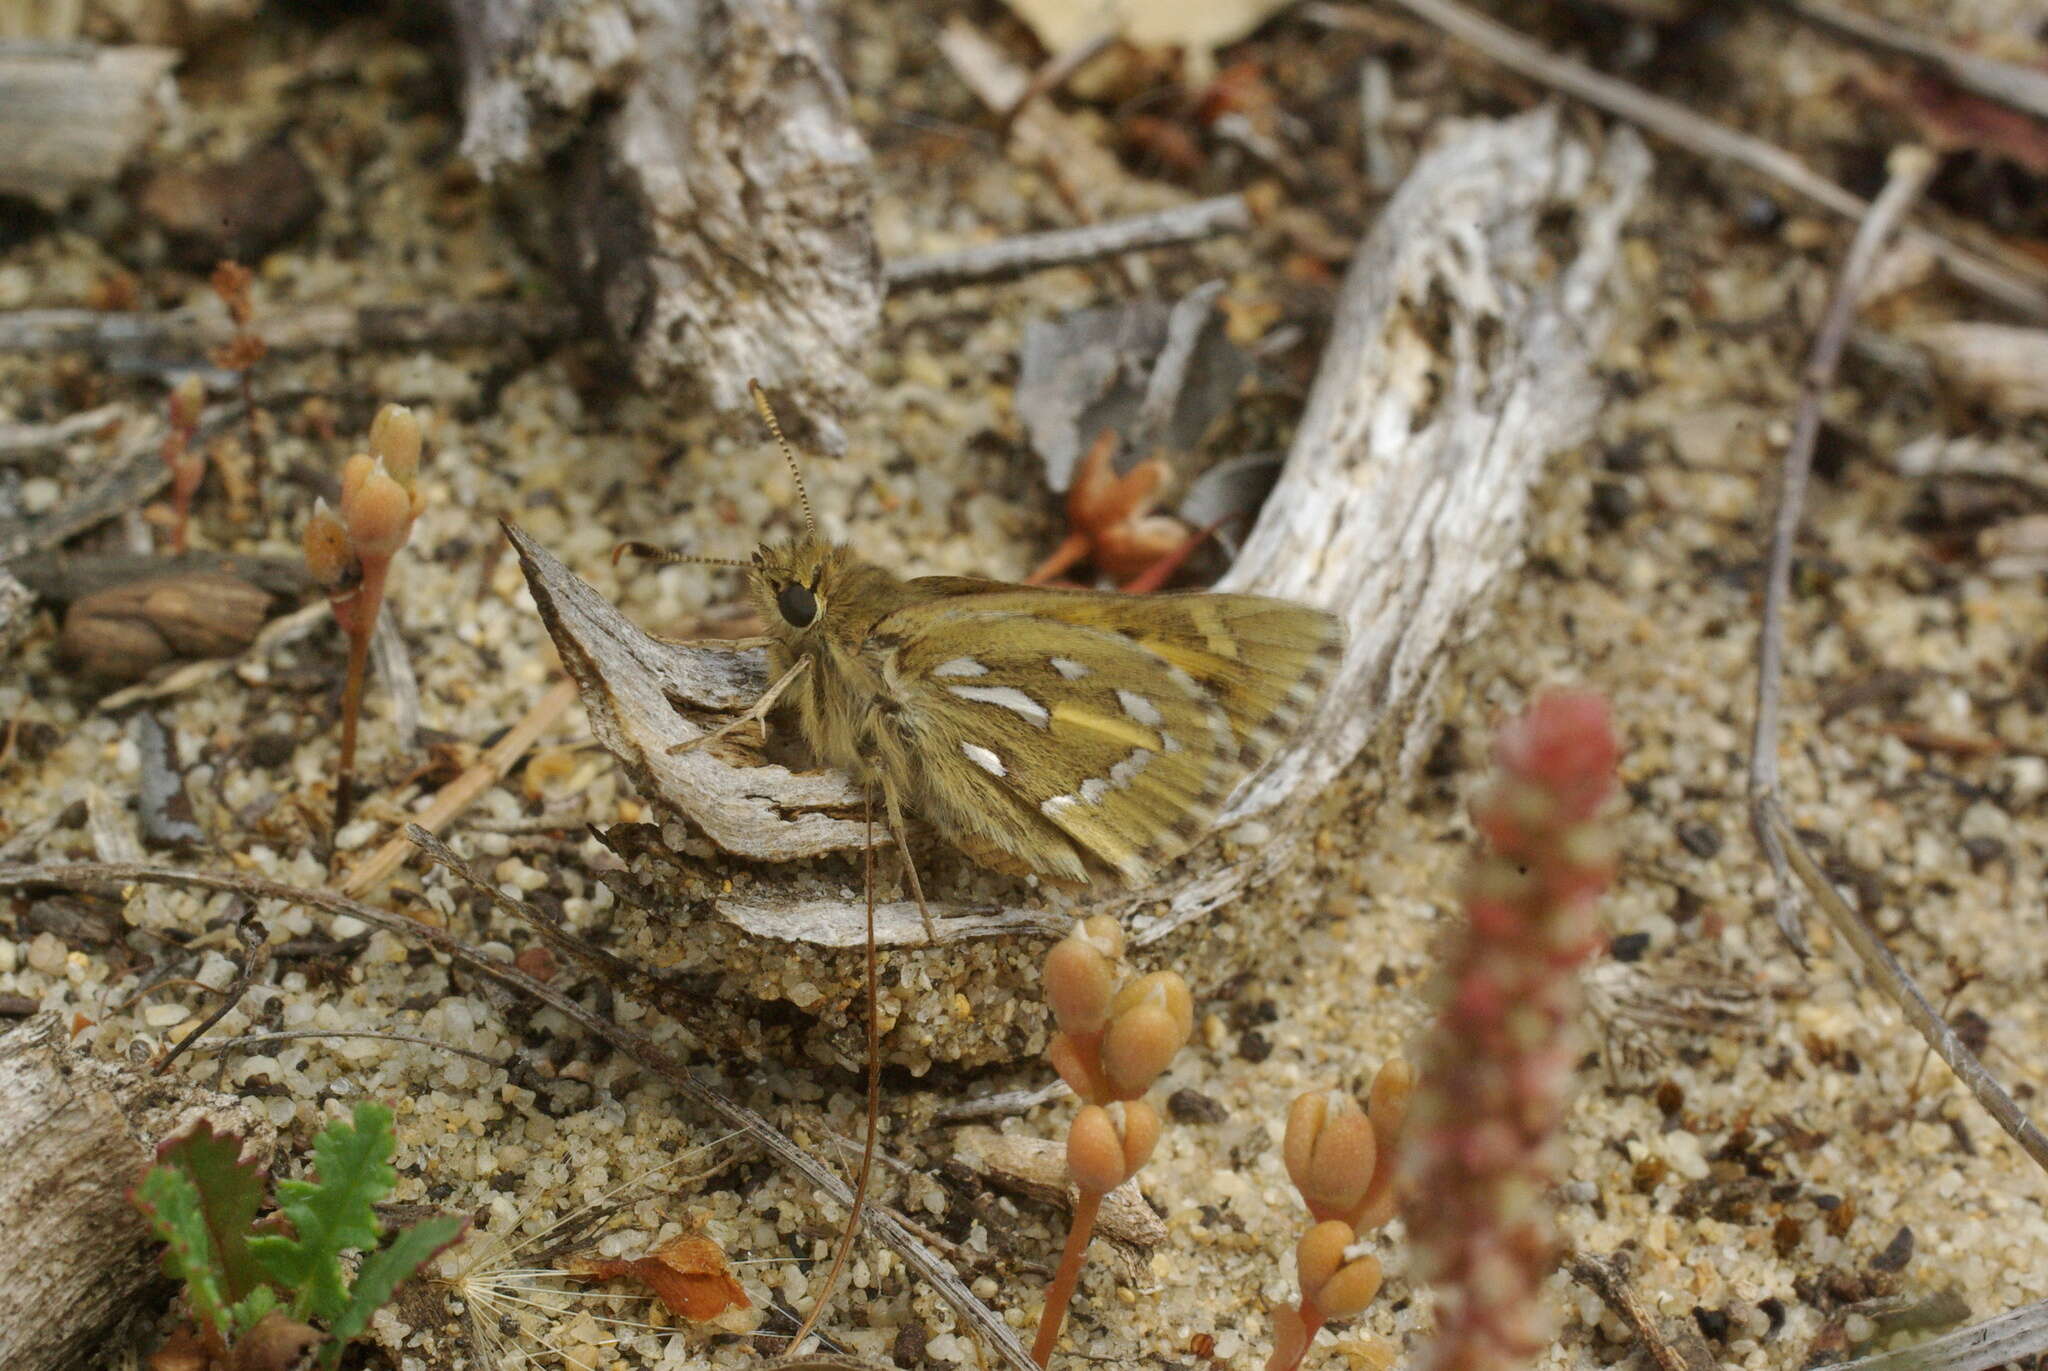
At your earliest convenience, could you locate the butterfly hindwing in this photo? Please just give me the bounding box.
[869,588,1341,886]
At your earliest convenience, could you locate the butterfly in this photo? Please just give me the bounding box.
[617,381,1341,1345]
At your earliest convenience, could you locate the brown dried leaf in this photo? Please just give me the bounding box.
[566,1233,749,1323]
[228,1312,321,1371]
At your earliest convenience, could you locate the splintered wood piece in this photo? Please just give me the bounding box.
[0,43,178,209]
[442,0,880,446]
[506,522,877,863]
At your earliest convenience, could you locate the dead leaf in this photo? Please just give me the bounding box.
[229,1312,321,1371]
[567,1232,750,1323]
[148,1326,211,1371]
[1001,0,1292,70]
[1899,71,2048,178]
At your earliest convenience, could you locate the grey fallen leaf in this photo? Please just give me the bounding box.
[1177,453,1282,558]
[1015,286,1250,491]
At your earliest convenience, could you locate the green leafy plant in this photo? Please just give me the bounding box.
[131,1101,465,1371]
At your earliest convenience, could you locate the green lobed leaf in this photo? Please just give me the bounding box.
[133,1164,232,1344]
[316,1215,468,1370]
[158,1118,269,1304]
[227,1282,280,1337]
[248,1102,396,1321]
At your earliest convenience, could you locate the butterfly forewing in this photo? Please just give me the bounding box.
[874,589,1341,886]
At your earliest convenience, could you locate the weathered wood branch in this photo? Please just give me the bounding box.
[440,0,880,447]
[0,1013,276,1371]
[517,107,1651,1066]
[0,42,177,209]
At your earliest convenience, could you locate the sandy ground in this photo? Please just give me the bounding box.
[2,3,2046,1369]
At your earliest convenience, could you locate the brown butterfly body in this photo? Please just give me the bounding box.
[747,533,1342,890]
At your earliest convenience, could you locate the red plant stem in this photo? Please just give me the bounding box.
[1265,1301,1328,1371]
[1026,531,1093,585]
[332,559,390,831]
[1033,1188,1105,1366]
[238,365,266,517]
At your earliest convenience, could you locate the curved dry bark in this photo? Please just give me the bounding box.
[519,108,1652,1065]
[438,0,880,445]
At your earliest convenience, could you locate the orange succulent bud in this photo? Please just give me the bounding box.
[1284,1089,1377,1224]
[340,458,414,561]
[1044,928,1119,1038]
[303,499,356,593]
[1101,971,1193,1100]
[1067,1105,1128,1195]
[368,402,422,489]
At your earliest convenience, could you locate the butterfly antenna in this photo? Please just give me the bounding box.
[786,787,882,1353]
[611,540,751,570]
[748,378,816,535]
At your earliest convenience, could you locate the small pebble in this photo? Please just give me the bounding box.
[27,931,67,975]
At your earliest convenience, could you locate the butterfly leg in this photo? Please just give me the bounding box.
[665,656,809,756]
[880,778,940,944]
[785,785,882,1352]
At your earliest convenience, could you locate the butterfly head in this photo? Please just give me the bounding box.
[749,535,849,638]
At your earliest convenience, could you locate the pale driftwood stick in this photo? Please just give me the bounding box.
[0,1012,275,1371]
[1825,1296,2048,1371]
[1750,146,1936,951]
[883,197,1251,293]
[0,42,176,209]
[1304,0,2048,323]
[0,858,1039,1371]
[0,299,576,361]
[1772,0,2048,124]
[1759,799,2048,1176]
[337,677,580,897]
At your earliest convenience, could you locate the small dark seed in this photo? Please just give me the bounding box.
[1693,1307,1731,1342]
[1871,1225,1914,1272]
[1676,821,1722,858]
[1236,1030,1271,1064]
[1609,931,1651,962]
[1168,1088,1227,1125]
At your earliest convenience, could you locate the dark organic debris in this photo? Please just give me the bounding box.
[136,138,324,267]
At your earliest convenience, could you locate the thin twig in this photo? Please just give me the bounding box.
[1569,1253,1714,1371]
[337,677,579,896]
[1770,0,2048,124]
[1302,0,2048,322]
[1758,798,2048,1177]
[1824,1295,2048,1371]
[997,29,1118,136]
[883,196,1251,293]
[0,299,578,361]
[153,909,269,1074]
[1750,145,1937,951]
[0,856,1040,1371]
[182,1028,505,1068]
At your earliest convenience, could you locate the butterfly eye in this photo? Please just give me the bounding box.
[777,581,818,628]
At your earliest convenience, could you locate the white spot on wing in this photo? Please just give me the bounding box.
[933,657,988,678]
[1108,749,1151,788]
[1050,657,1089,680]
[960,742,1006,777]
[1161,732,1183,753]
[1117,689,1163,726]
[1041,794,1077,818]
[949,684,1050,726]
[1078,777,1109,804]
